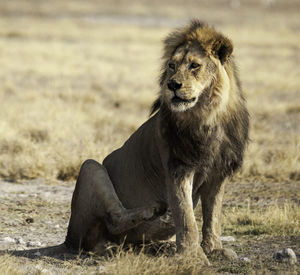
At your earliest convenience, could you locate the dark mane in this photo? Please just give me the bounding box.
[149,97,161,116]
[149,20,249,177]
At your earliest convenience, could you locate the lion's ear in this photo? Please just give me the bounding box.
[212,37,233,64]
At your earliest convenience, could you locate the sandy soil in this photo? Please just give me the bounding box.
[0,180,72,251]
[0,179,298,274]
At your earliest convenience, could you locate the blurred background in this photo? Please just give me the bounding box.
[0,0,299,196]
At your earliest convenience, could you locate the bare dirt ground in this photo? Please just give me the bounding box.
[0,179,299,274]
[0,180,71,251]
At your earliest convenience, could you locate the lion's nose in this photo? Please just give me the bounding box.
[167,79,182,92]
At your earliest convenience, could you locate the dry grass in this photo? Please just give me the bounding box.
[223,203,300,236]
[103,246,209,275]
[0,0,299,274]
[0,1,299,184]
[0,20,161,181]
[0,250,210,275]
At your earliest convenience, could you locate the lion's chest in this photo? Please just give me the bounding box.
[163,123,222,170]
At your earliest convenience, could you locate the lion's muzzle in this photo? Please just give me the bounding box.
[167,79,182,92]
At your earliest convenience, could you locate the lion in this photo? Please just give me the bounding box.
[64,20,249,262]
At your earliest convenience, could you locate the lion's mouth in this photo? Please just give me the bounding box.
[171,95,196,104]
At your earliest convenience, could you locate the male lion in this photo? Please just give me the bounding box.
[65,20,249,261]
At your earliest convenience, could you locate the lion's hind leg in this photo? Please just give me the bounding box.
[65,159,165,252]
[65,159,116,252]
[105,202,166,235]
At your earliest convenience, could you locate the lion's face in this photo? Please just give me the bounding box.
[161,43,217,112]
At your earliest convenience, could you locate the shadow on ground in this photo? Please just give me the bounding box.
[1,244,79,261]
[0,241,177,261]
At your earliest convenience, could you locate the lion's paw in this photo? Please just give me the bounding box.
[143,202,167,221]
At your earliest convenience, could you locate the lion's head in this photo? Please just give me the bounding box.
[156,20,234,113]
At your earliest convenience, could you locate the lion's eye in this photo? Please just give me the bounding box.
[190,63,201,69]
[168,63,175,70]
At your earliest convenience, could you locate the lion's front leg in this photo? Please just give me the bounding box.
[200,178,237,260]
[199,176,225,255]
[167,169,200,251]
[167,168,209,264]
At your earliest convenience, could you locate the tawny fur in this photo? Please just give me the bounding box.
[65,20,249,262]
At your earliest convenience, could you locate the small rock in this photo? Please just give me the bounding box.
[97,265,107,273]
[34,251,41,256]
[27,241,42,247]
[273,248,297,265]
[54,224,60,229]
[16,246,27,251]
[25,217,34,224]
[15,237,25,245]
[223,248,238,260]
[241,257,251,263]
[1,237,16,244]
[220,236,236,242]
[210,248,238,261]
